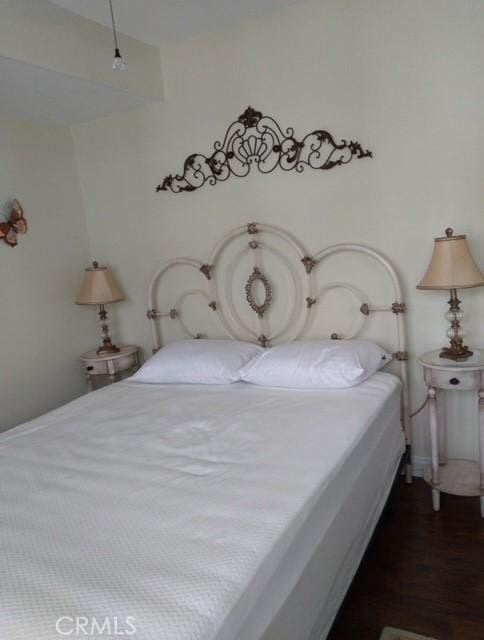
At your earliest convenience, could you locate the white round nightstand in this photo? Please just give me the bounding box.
[80,345,140,392]
[418,349,484,518]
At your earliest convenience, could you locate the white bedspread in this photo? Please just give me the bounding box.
[0,373,402,640]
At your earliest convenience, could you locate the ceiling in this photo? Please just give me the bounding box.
[0,55,155,126]
[48,0,299,46]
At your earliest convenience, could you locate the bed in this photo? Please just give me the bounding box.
[0,222,412,640]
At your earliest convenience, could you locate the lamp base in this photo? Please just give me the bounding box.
[439,289,474,362]
[96,342,120,356]
[439,343,473,362]
[96,304,119,355]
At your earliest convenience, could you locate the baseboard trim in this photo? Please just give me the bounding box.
[411,456,429,478]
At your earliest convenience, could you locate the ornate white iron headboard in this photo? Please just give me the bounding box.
[147,222,412,479]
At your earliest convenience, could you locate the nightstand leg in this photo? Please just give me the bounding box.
[85,372,93,393]
[134,352,140,373]
[436,388,447,464]
[479,390,484,518]
[428,386,441,511]
[107,360,116,385]
[432,488,440,511]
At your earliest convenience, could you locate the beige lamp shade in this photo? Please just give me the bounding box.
[417,228,484,290]
[76,262,124,305]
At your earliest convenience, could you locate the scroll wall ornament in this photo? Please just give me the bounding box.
[0,199,27,247]
[156,107,372,194]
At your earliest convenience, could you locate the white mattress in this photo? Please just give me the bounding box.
[0,373,404,640]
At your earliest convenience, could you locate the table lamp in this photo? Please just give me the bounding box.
[417,228,484,361]
[76,261,124,354]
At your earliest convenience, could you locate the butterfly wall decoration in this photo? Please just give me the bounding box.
[0,199,28,247]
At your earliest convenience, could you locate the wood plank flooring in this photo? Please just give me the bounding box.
[327,478,484,640]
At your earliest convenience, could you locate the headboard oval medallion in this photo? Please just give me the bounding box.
[245,267,272,318]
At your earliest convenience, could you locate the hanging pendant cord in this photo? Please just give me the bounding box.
[108,0,120,51]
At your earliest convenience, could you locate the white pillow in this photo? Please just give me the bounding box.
[239,340,391,389]
[130,339,263,385]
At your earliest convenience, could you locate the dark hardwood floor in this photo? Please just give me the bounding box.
[327,477,484,640]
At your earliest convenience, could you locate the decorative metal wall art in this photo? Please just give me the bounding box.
[157,107,372,194]
[0,199,27,247]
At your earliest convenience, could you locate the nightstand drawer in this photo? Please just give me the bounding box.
[83,359,110,376]
[423,367,480,391]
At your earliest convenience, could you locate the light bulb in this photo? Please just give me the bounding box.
[112,48,127,71]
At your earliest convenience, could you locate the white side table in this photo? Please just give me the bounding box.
[80,345,140,392]
[418,350,484,517]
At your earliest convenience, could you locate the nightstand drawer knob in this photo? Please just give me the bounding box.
[86,366,94,371]
[449,377,460,385]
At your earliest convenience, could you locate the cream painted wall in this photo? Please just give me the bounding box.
[0,112,97,431]
[71,0,484,463]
